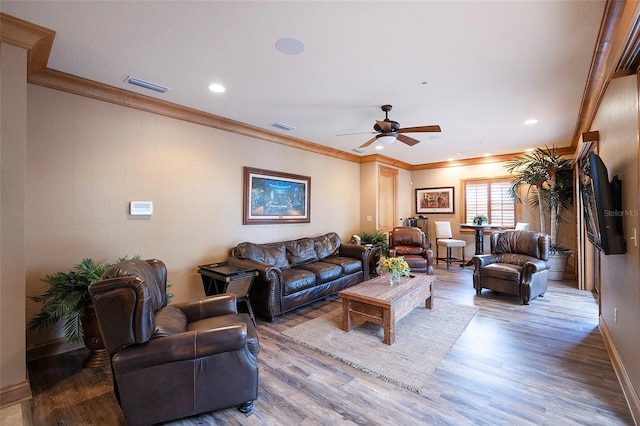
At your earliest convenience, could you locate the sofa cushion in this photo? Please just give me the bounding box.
[285,238,319,265]
[393,245,424,256]
[295,261,342,284]
[322,256,362,275]
[281,268,317,295]
[483,263,523,281]
[314,232,341,259]
[236,242,290,269]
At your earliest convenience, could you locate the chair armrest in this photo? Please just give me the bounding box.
[523,259,550,275]
[172,294,237,321]
[472,254,498,269]
[113,324,249,374]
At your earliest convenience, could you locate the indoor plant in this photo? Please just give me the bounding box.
[380,256,410,285]
[359,230,389,257]
[472,214,488,225]
[505,145,574,278]
[29,255,161,367]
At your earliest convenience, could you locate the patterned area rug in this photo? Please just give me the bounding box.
[282,300,478,392]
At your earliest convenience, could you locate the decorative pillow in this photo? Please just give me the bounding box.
[236,242,290,269]
[285,238,318,265]
[314,232,341,259]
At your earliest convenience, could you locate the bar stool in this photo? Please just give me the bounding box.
[434,221,466,269]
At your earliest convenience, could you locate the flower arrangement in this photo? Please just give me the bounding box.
[380,256,410,277]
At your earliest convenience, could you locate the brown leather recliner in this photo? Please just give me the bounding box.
[472,230,551,304]
[88,259,259,426]
[388,226,434,274]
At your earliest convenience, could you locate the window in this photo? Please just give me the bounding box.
[463,178,515,227]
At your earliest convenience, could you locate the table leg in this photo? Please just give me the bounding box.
[342,299,353,332]
[382,306,395,345]
[425,282,433,309]
[474,229,485,255]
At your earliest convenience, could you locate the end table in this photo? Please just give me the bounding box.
[197,262,257,325]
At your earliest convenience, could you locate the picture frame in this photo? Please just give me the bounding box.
[243,167,310,224]
[415,187,455,214]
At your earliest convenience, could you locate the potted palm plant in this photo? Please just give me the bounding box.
[29,256,163,367]
[505,145,574,280]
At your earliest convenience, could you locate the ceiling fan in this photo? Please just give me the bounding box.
[341,105,441,148]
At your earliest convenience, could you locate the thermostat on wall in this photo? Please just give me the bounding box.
[129,201,153,216]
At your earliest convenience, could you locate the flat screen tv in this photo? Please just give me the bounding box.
[579,151,626,255]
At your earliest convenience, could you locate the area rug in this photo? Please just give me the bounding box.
[282,301,478,392]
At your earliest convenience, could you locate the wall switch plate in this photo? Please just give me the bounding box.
[130,201,153,215]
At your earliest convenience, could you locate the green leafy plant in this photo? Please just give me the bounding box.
[505,145,574,255]
[28,255,173,344]
[472,214,488,225]
[360,231,389,256]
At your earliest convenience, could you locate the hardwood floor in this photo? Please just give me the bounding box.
[27,266,634,425]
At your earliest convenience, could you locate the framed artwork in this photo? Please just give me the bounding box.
[243,167,310,224]
[415,187,455,214]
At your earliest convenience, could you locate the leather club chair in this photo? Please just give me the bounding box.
[388,226,434,274]
[88,259,259,426]
[472,230,551,304]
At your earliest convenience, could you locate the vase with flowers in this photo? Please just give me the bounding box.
[380,256,410,285]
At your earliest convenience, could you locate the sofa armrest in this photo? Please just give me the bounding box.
[423,249,434,275]
[112,324,249,374]
[172,293,237,321]
[227,256,280,281]
[338,243,368,260]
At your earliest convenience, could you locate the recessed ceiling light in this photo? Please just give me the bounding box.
[483,153,491,157]
[208,83,226,93]
[447,158,454,161]
[275,37,305,55]
[375,145,384,150]
[525,148,534,152]
[523,118,539,125]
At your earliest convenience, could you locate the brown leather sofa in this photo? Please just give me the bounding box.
[388,226,434,274]
[88,259,259,426]
[227,232,373,321]
[471,230,551,304]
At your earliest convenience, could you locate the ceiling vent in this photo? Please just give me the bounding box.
[272,122,296,131]
[126,76,170,93]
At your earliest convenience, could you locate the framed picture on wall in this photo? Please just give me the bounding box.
[243,167,311,224]
[415,187,454,214]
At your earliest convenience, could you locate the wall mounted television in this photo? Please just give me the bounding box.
[578,151,626,255]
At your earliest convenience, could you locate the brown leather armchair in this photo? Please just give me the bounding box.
[472,230,551,304]
[388,226,434,274]
[88,259,259,426]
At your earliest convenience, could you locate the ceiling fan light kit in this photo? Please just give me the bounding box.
[341,104,442,149]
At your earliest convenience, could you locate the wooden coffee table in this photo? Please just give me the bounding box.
[339,274,435,345]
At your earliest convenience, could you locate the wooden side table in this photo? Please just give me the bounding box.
[197,262,257,325]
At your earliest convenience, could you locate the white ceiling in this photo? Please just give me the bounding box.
[2,1,606,165]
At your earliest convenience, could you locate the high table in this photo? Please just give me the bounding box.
[459,223,504,255]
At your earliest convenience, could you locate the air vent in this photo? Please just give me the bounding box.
[126,76,170,93]
[352,148,366,154]
[272,122,296,131]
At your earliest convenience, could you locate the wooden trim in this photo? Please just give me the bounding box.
[0,380,32,409]
[0,12,55,77]
[570,1,640,151]
[599,317,640,425]
[26,337,83,362]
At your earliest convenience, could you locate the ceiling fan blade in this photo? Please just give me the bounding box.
[397,134,421,146]
[359,136,378,148]
[376,120,394,132]
[398,125,442,133]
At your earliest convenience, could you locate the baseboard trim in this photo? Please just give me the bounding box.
[26,337,82,362]
[600,316,640,424]
[0,380,32,409]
